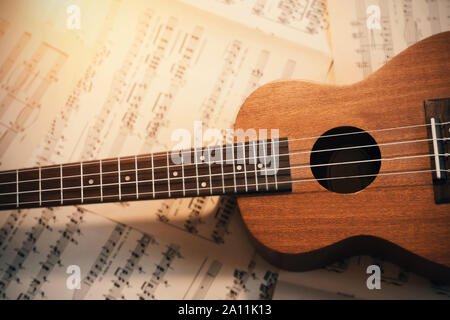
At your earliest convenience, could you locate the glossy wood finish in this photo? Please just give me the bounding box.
[234,32,450,282]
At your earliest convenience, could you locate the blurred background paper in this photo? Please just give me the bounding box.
[327,0,450,84]
[274,256,450,300]
[178,0,331,56]
[0,0,449,300]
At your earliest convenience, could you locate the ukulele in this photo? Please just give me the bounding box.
[1,32,449,283]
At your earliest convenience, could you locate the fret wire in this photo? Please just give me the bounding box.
[181,154,185,196]
[252,140,258,191]
[262,139,269,190]
[1,140,288,205]
[220,145,225,194]
[60,164,63,204]
[80,162,84,203]
[207,146,212,195]
[11,158,273,185]
[5,165,436,206]
[195,150,199,196]
[38,167,42,206]
[16,169,19,208]
[100,159,103,202]
[241,143,248,192]
[1,175,295,207]
[1,149,285,186]
[135,155,139,199]
[4,169,442,206]
[166,151,171,197]
[0,169,414,208]
[2,158,291,197]
[118,158,122,200]
[271,138,278,190]
[151,153,155,198]
[231,143,237,193]
[1,158,292,202]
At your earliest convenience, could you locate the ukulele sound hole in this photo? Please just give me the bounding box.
[310,126,381,194]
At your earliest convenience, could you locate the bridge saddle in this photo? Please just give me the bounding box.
[424,98,450,204]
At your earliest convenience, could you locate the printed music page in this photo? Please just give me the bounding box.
[178,0,331,56]
[274,256,450,299]
[274,0,450,300]
[327,0,450,84]
[0,0,448,301]
[0,0,330,300]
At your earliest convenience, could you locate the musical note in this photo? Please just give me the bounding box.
[0,42,68,156]
[328,0,450,84]
[73,224,127,300]
[0,209,54,299]
[17,208,83,300]
[138,244,182,300]
[0,211,27,257]
[105,234,156,300]
[140,23,203,151]
[179,0,330,54]
[0,0,337,301]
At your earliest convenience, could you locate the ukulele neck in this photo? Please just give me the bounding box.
[0,138,292,211]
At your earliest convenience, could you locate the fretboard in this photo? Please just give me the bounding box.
[0,138,292,210]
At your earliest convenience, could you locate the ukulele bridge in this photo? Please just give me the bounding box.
[424,98,450,204]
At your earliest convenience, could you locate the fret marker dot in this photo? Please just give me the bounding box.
[173,171,178,177]
[237,165,242,171]
[88,179,94,185]
[201,181,207,188]
[257,163,263,169]
[200,155,205,161]
[125,175,131,181]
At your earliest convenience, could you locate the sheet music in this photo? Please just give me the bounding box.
[178,0,331,55]
[327,0,450,84]
[274,256,450,300]
[0,205,279,300]
[273,0,450,300]
[0,0,330,300]
[0,0,448,300]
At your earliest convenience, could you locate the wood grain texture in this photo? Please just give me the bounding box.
[234,32,450,282]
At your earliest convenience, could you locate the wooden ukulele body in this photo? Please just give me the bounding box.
[234,32,450,283]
